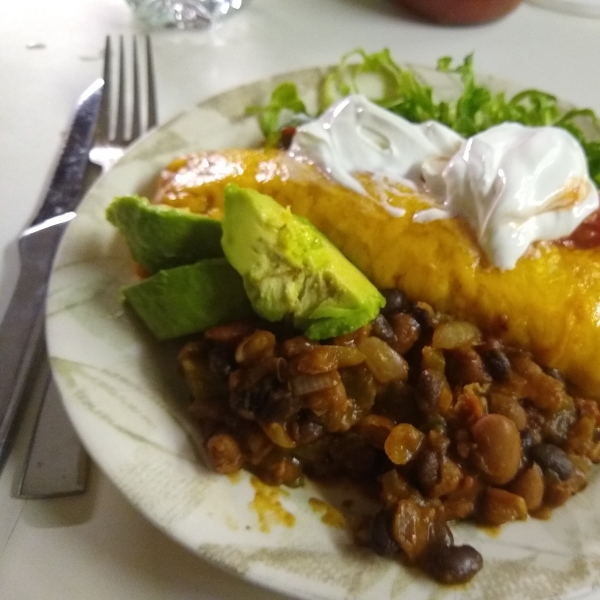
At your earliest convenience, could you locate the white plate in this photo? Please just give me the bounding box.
[46,65,600,600]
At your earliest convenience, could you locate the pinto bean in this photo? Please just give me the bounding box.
[481,487,528,525]
[389,312,421,354]
[206,433,243,474]
[509,463,544,511]
[488,394,528,431]
[445,348,491,387]
[392,498,436,561]
[471,414,521,485]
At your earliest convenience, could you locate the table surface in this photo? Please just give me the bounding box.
[2,1,600,598]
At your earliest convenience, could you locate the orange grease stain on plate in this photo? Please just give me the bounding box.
[308,497,346,529]
[532,506,553,520]
[250,476,296,532]
[227,471,242,484]
[478,525,501,538]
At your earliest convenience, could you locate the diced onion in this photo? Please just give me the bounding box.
[290,372,339,396]
[357,337,408,383]
[432,321,482,350]
[329,345,366,367]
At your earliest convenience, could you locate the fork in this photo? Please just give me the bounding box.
[90,36,158,172]
[15,35,158,499]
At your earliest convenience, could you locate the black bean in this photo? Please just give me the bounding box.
[411,305,434,344]
[480,348,511,381]
[371,314,398,346]
[381,289,412,316]
[373,381,421,425]
[231,376,302,423]
[417,369,443,414]
[257,387,302,423]
[208,345,236,378]
[520,428,537,459]
[532,443,575,481]
[543,409,576,446]
[418,448,441,491]
[424,544,483,585]
[289,413,324,444]
[369,509,399,557]
[428,520,454,549]
[230,376,278,420]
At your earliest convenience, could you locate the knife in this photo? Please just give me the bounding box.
[0,77,104,479]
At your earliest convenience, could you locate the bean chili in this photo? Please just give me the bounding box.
[179,290,600,584]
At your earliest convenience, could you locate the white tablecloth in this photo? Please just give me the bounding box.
[2,1,600,598]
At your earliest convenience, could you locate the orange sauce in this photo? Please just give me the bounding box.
[249,476,296,532]
[308,497,347,529]
[227,470,242,484]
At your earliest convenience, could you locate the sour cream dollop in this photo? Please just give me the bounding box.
[290,95,599,270]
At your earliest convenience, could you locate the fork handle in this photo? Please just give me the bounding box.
[0,222,69,473]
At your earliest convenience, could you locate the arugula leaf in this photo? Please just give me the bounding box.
[250,49,600,182]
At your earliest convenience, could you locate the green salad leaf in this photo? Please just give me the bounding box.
[252,49,600,184]
[246,81,307,147]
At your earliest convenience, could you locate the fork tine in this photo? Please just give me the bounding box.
[146,36,158,129]
[115,36,127,144]
[89,35,159,172]
[95,36,111,145]
[131,37,141,140]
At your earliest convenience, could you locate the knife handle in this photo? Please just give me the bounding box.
[14,346,88,498]
[0,221,70,472]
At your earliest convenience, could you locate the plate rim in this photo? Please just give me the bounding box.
[45,61,600,600]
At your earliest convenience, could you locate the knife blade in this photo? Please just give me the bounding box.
[0,77,104,476]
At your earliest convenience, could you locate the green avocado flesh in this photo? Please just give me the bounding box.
[106,195,223,274]
[123,258,254,340]
[221,184,385,340]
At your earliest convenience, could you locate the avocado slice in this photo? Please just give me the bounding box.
[123,258,254,340]
[106,195,223,274]
[221,184,385,339]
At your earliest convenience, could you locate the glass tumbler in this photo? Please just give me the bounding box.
[126,0,244,29]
